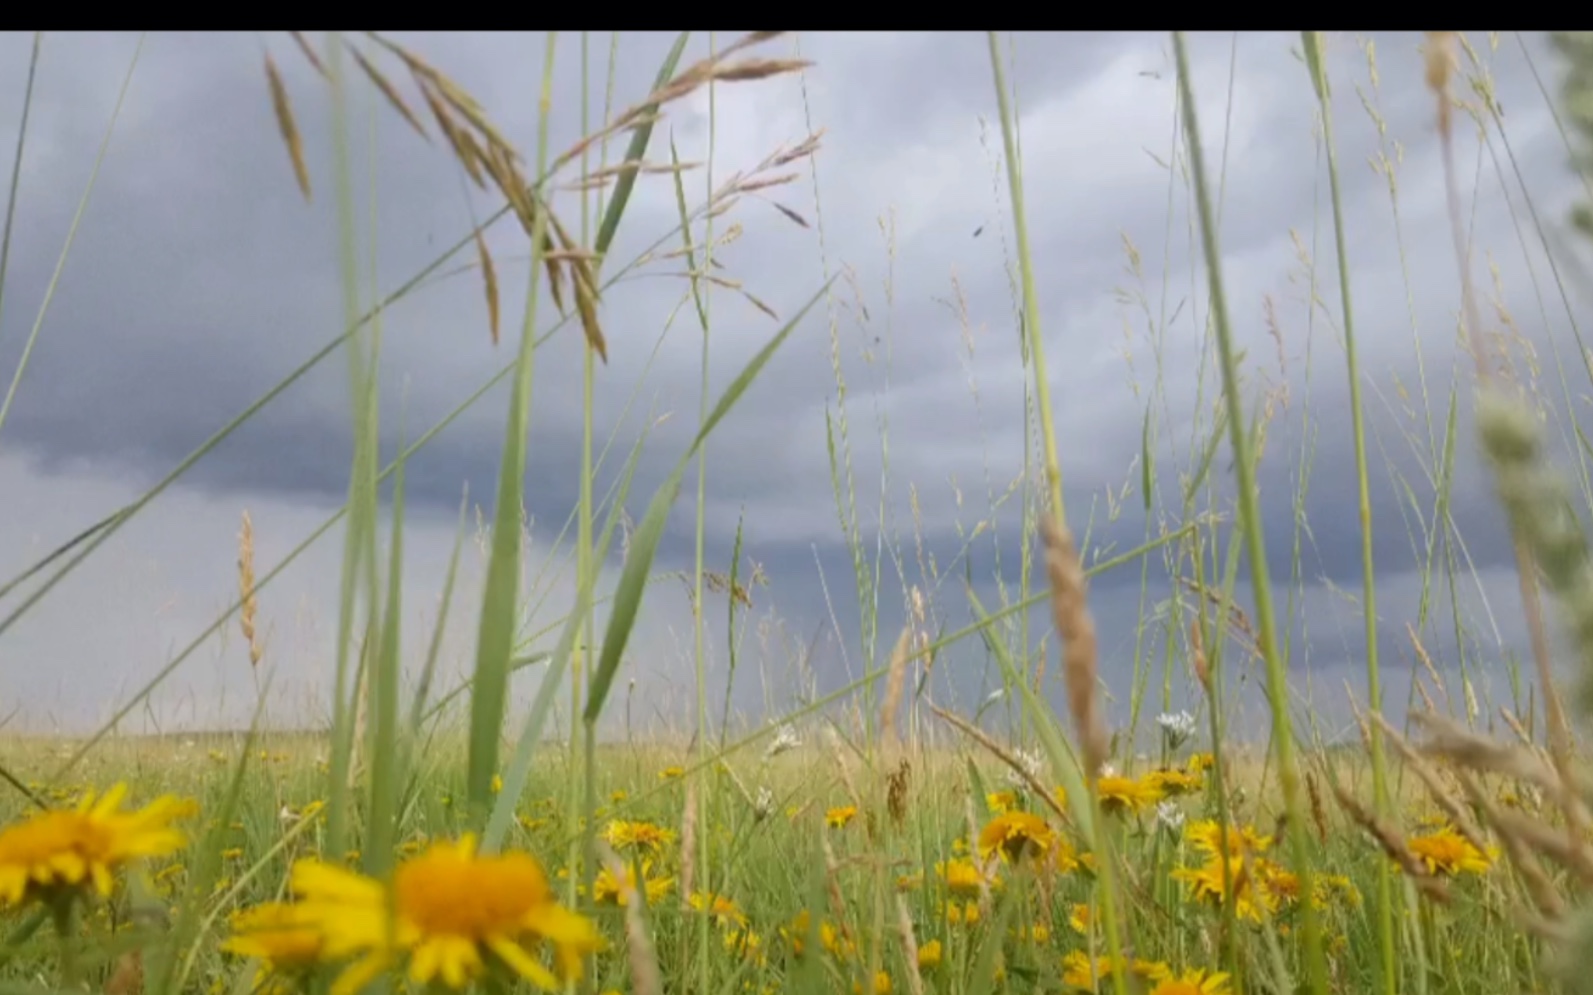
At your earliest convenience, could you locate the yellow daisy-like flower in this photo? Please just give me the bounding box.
[826,806,859,829]
[1144,768,1203,797]
[1149,968,1233,995]
[601,819,676,854]
[1094,775,1162,815]
[1407,826,1495,877]
[986,790,1020,814]
[782,909,856,957]
[1313,873,1362,908]
[221,897,323,974]
[1062,951,1171,990]
[688,890,747,929]
[0,783,193,907]
[1068,903,1091,935]
[852,969,891,995]
[1186,753,1216,773]
[944,900,981,926]
[723,928,766,965]
[659,766,685,781]
[977,811,1056,862]
[1172,853,1294,923]
[936,858,995,896]
[287,834,599,994]
[1043,836,1082,875]
[592,860,673,907]
[1185,820,1271,859]
[917,938,943,969]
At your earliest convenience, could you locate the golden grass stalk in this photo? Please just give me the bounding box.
[289,31,327,79]
[264,52,311,202]
[878,625,913,744]
[894,894,926,995]
[1329,781,1449,905]
[1450,769,1570,918]
[929,704,1070,829]
[473,231,500,346]
[678,771,699,908]
[1366,711,1488,856]
[345,41,429,141]
[1038,516,1107,777]
[596,840,663,995]
[235,510,262,669]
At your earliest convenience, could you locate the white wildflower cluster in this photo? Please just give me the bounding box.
[753,786,776,821]
[1006,746,1044,788]
[1156,710,1198,751]
[1155,799,1185,833]
[763,723,802,761]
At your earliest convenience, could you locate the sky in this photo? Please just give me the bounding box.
[0,31,1588,749]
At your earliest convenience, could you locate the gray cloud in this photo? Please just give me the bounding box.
[1,31,1588,745]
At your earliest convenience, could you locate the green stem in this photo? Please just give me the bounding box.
[1171,30,1326,995]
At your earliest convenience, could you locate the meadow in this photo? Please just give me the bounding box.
[2,28,1593,995]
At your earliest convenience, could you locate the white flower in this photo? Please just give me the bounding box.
[1155,800,1185,833]
[764,723,801,761]
[1156,710,1197,749]
[1007,747,1044,787]
[753,786,775,820]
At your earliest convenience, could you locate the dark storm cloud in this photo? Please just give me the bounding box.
[4,31,1591,736]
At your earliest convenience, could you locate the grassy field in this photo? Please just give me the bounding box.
[3,28,1593,995]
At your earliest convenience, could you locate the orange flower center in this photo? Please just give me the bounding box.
[395,849,550,938]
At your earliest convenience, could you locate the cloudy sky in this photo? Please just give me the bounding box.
[0,31,1587,750]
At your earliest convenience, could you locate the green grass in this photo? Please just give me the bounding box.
[1,28,1593,995]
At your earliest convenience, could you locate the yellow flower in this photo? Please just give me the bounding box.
[823,920,856,959]
[977,811,1055,862]
[1094,775,1162,814]
[592,860,673,907]
[944,900,981,925]
[917,939,942,969]
[490,774,504,794]
[1407,826,1495,876]
[1185,820,1271,859]
[1148,968,1233,995]
[826,806,859,829]
[287,834,599,994]
[1172,852,1296,923]
[1068,903,1091,935]
[781,910,852,958]
[688,891,747,928]
[602,819,676,854]
[609,790,628,803]
[1144,768,1203,797]
[659,766,685,781]
[1187,753,1216,773]
[936,858,994,896]
[222,901,324,971]
[852,970,891,994]
[1062,951,1170,990]
[986,790,1020,814]
[0,783,193,907]
[1313,873,1362,908]
[724,929,766,964]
